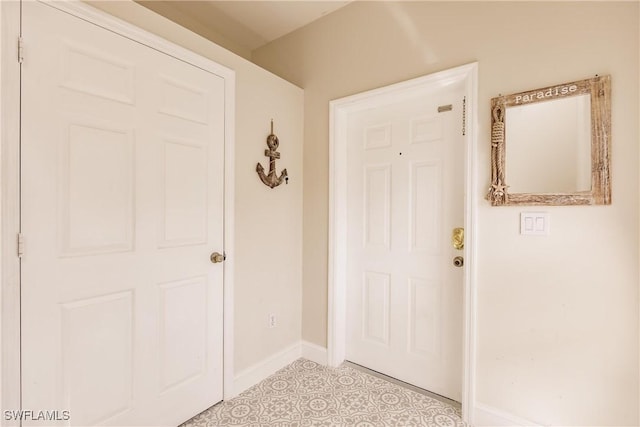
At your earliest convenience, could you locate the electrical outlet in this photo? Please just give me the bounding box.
[268,314,277,328]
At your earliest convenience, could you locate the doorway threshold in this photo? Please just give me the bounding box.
[343,360,462,410]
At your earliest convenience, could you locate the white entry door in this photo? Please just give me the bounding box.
[345,81,464,401]
[21,2,226,426]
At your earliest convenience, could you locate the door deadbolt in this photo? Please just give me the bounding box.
[210,252,226,264]
[453,256,464,268]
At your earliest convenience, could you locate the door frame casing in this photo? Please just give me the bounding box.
[1,2,23,424]
[328,62,478,424]
[0,0,237,420]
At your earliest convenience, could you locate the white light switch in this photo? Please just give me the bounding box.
[520,212,550,236]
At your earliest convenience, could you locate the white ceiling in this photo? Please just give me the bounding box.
[137,1,351,57]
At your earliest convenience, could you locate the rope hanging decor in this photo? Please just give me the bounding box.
[487,104,508,205]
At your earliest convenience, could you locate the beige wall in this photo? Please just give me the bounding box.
[253,1,639,425]
[88,1,304,374]
[133,1,253,60]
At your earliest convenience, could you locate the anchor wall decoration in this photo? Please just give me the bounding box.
[257,120,288,188]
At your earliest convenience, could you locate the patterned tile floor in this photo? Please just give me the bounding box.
[181,358,466,427]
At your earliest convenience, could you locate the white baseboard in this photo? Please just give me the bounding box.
[474,403,542,427]
[233,342,302,396]
[301,340,328,365]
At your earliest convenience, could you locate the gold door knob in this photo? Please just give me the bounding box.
[210,252,226,264]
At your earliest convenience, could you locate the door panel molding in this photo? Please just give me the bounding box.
[328,62,478,424]
[0,1,236,423]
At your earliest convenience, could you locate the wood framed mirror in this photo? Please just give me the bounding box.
[487,75,611,206]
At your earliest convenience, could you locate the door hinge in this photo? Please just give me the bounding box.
[17,37,24,64]
[462,96,467,136]
[17,233,24,258]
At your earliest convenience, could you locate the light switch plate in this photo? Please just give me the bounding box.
[520,212,550,236]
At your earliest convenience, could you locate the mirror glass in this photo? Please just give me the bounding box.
[506,94,592,193]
